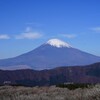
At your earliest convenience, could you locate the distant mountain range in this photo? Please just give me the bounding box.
[0,38,100,70]
[0,62,100,86]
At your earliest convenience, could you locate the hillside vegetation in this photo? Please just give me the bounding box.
[0,84,100,100]
[0,62,100,86]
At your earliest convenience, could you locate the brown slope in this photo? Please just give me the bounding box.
[0,62,100,86]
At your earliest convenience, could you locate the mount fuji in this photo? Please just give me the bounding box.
[0,38,100,70]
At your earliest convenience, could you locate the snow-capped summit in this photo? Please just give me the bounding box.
[46,38,72,48]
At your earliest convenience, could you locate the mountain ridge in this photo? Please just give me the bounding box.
[0,62,100,86]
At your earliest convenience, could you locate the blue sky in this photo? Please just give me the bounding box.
[0,0,100,59]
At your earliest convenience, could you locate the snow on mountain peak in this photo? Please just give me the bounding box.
[46,38,72,48]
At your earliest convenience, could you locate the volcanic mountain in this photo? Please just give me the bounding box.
[0,38,100,70]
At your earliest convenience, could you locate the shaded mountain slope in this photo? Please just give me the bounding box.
[0,62,100,86]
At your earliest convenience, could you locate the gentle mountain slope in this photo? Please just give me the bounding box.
[0,39,100,70]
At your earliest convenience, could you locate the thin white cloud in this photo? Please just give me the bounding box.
[0,34,10,39]
[15,32,42,39]
[91,27,100,33]
[25,26,32,32]
[15,26,43,39]
[61,34,76,39]
[0,27,43,40]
